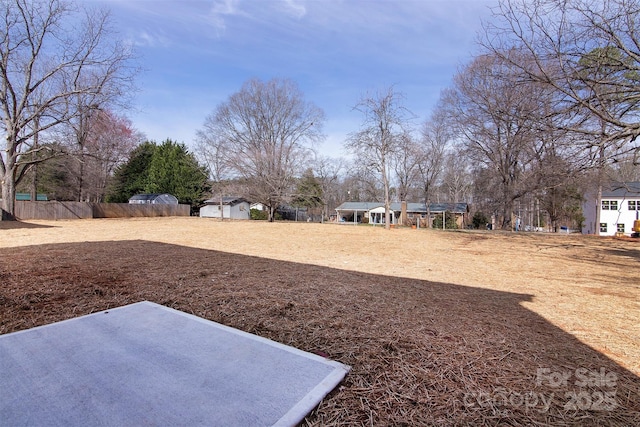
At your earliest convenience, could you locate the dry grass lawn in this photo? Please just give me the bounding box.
[1,217,639,425]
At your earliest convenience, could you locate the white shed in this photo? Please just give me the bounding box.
[200,197,250,220]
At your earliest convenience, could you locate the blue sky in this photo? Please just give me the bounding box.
[96,0,497,157]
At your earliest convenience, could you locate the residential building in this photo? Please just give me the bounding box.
[334,201,469,228]
[582,182,640,236]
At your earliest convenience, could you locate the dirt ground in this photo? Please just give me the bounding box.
[1,217,639,425]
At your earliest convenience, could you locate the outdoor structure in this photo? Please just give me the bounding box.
[335,201,469,228]
[200,197,250,220]
[129,193,178,205]
[277,205,314,222]
[250,202,265,211]
[582,181,640,236]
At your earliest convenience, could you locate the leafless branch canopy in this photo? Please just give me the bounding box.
[197,78,325,221]
[482,0,640,154]
[0,0,137,215]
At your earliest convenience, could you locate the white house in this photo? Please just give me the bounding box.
[200,197,250,220]
[582,182,640,236]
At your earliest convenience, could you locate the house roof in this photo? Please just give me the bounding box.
[602,182,640,198]
[335,202,468,213]
[334,202,384,211]
[391,202,468,213]
[203,196,249,206]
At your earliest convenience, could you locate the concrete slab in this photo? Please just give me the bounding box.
[0,301,350,426]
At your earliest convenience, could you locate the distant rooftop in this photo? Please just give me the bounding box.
[128,193,178,204]
[335,201,468,213]
[202,196,248,206]
[602,182,640,198]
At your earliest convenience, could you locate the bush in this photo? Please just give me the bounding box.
[432,211,459,230]
[472,211,489,229]
[250,208,268,220]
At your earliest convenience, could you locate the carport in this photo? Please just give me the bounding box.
[334,202,382,224]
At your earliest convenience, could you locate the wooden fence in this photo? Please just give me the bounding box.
[15,201,190,220]
[92,203,190,218]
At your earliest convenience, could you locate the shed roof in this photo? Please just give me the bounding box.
[129,193,171,201]
[128,193,179,204]
[202,196,249,206]
[602,182,640,198]
[129,193,161,201]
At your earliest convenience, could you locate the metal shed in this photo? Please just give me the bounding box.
[128,193,179,205]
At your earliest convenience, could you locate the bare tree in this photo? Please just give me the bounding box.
[611,156,640,182]
[416,107,451,227]
[482,0,640,162]
[443,53,542,230]
[0,0,135,218]
[440,149,473,204]
[196,128,232,219]
[482,0,640,233]
[392,132,421,205]
[345,87,413,229]
[343,162,383,203]
[312,155,344,222]
[79,111,141,202]
[198,78,325,222]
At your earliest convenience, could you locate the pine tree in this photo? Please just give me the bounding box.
[106,139,208,213]
[106,142,156,203]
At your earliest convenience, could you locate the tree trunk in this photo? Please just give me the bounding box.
[77,151,85,202]
[594,144,605,235]
[1,168,16,220]
[383,160,391,230]
[30,116,40,203]
[30,164,38,202]
[501,195,514,231]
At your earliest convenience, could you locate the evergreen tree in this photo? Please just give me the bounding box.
[146,139,209,211]
[292,169,323,209]
[106,142,156,203]
[106,139,208,213]
[472,211,489,230]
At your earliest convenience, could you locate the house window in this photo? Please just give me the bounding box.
[629,200,637,211]
[602,200,619,210]
[600,223,607,233]
[617,223,625,233]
